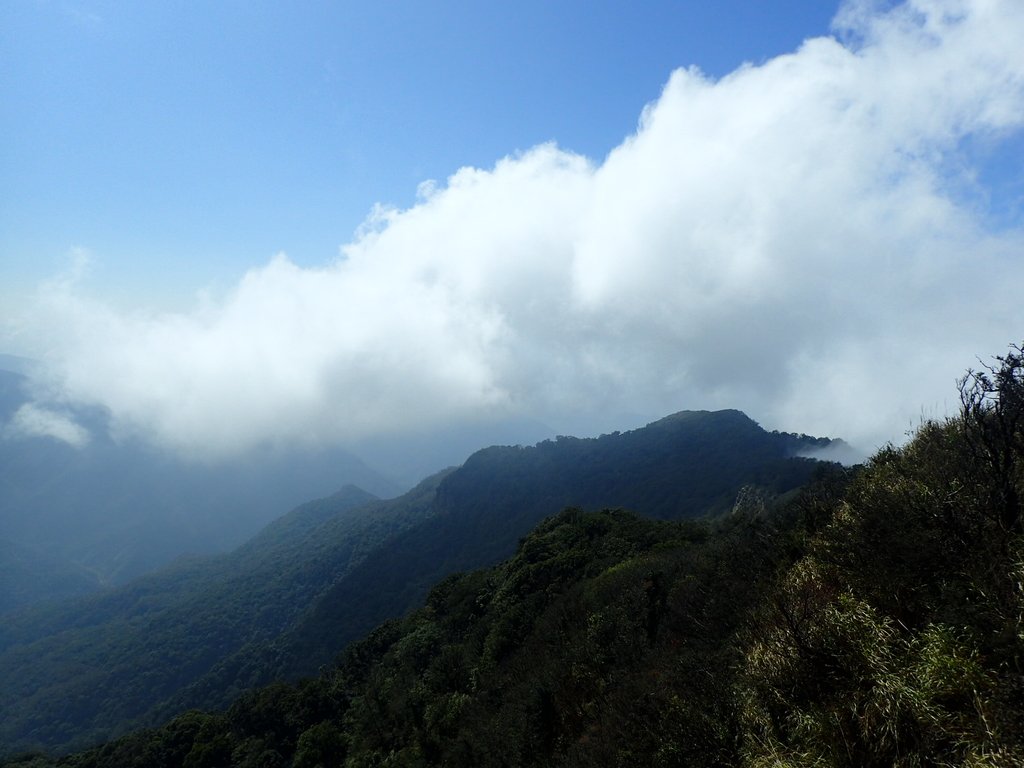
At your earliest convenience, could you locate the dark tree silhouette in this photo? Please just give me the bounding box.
[959,342,1024,534]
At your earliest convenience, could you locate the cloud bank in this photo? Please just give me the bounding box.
[13,0,1024,459]
[5,404,91,448]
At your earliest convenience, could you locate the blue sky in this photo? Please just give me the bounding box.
[2,0,1023,460]
[3,0,835,308]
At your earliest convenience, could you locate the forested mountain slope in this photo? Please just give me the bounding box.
[155,410,831,724]
[0,482,438,754]
[14,347,1021,768]
[265,409,831,686]
[0,409,833,756]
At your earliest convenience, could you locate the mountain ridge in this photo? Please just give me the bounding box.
[0,407,839,755]
[21,372,1023,767]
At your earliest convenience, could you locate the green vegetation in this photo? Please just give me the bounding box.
[0,410,827,757]
[6,345,1020,766]
[274,409,830,684]
[738,345,1024,765]
[0,483,429,753]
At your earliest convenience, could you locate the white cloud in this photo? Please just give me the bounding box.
[15,0,1024,459]
[5,404,91,448]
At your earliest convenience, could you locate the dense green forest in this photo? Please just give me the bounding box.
[0,483,425,753]
[4,346,1022,766]
[0,410,831,756]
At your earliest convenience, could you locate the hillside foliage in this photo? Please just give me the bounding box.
[0,411,827,756]
[4,348,1022,766]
